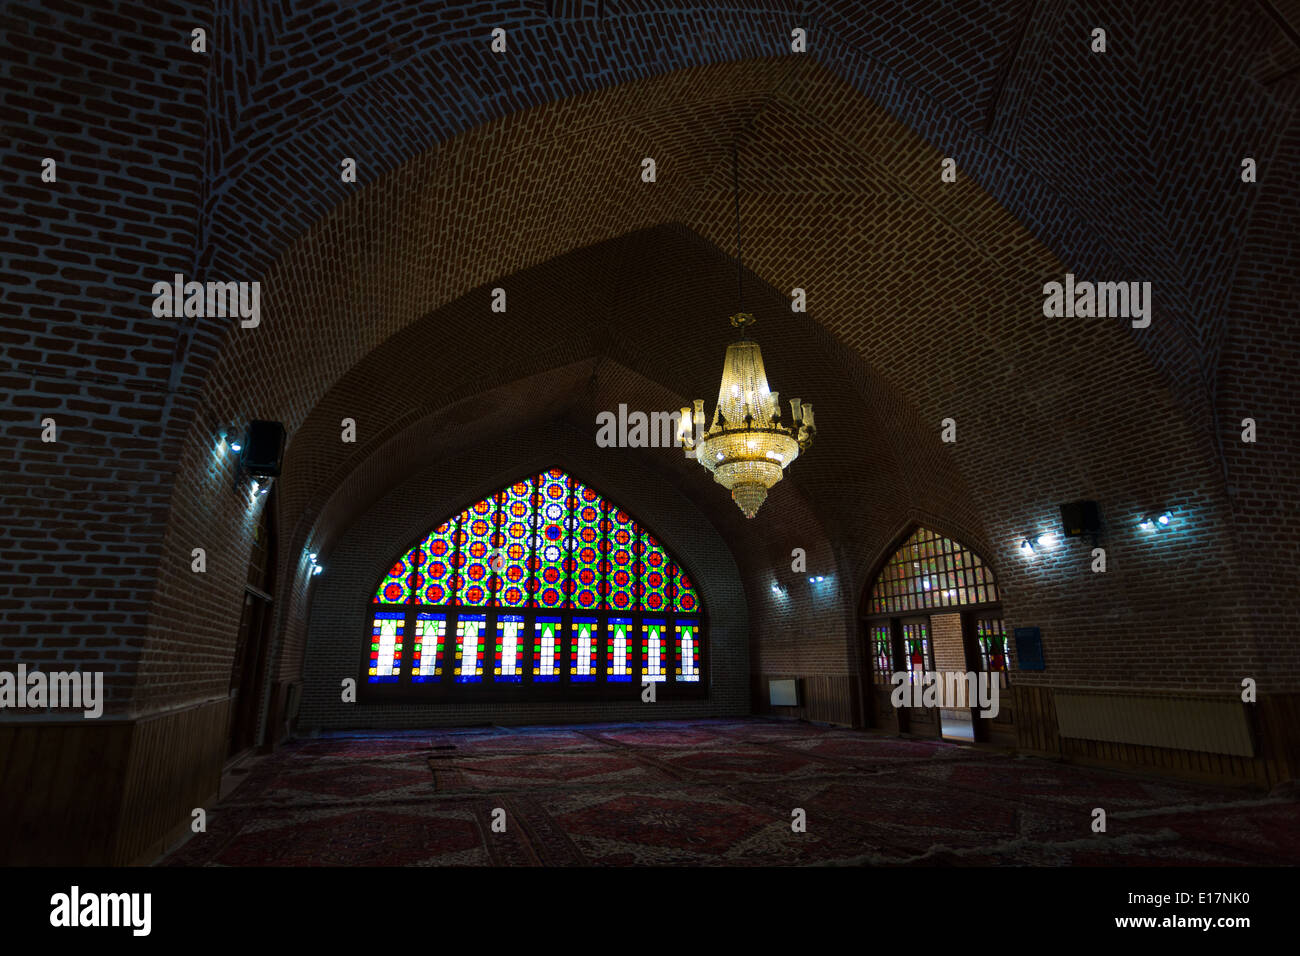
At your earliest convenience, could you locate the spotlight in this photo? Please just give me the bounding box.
[230,439,242,453]
[1138,516,1155,531]
[808,577,814,583]
[1035,532,1057,548]
[312,565,323,576]
[816,575,825,582]
[309,553,318,562]
[1157,511,1172,526]
[1020,539,1035,555]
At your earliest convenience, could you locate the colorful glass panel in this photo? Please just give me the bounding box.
[570,479,603,611]
[532,469,570,609]
[674,568,698,614]
[902,621,930,682]
[367,611,404,683]
[976,617,1010,688]
[495,613,525,682]
[454,613,486,683]
[674,619,699,682]
[605,506,637,612]
[869,528,999,615]
[412,611,446,682]
[416,520,457,606]
[497,480,533,608]
[457,497,498,607]
[533,616,562,682]
[642,618,667,682]
[870,622,892,684]
[642,530,670,613]
[606,616,633,683]
[570,616,598,683]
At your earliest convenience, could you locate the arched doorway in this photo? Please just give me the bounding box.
[859,527,1012,745]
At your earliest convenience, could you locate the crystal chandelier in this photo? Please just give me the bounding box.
[677,146,816,519]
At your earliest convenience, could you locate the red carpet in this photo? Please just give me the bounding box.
[159,718,1300,866]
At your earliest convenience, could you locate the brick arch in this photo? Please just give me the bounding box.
[298,418,755,730]
[262,296,862,698]
[144,50,1261,715]
[176,0,1299,446]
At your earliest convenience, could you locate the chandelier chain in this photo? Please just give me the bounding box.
[732,141,743,319]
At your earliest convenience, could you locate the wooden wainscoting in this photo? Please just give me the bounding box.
[1012,685,1298,789]
[0,697,229,865]
[753,674,860,726]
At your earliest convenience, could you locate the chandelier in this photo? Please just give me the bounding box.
[677,146,816,519]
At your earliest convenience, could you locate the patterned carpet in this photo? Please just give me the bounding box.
[159,718,1300,866]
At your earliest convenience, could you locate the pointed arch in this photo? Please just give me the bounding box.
[863,526,1000,617]
[360,468,705,699]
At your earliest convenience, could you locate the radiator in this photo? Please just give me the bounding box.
[1053,692,1254,757]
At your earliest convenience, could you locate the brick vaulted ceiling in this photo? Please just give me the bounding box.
[9,1,1291,712]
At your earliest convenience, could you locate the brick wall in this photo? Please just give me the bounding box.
[3,1,1296,746]
[0,0,207,711]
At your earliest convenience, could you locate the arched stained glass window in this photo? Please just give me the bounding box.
[868,527,999,615]
[362,468,705,699]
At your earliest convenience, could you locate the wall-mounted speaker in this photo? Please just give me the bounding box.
[239,420,286,477]
[1059,500,1101,538]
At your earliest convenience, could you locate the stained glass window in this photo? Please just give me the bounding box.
[607,616,634,683]
[412,612,446,682]
[458,498,497,607]
[363,468,704,694]
[642,619,667,682]
[570,616,598,683]
[870,622,892,683]
[454,613,486,683]
[498,481,533,608]
[532,616,561,682]
[495,613,525,682]
[606,506,637,612]
[367,612,404,683]
[976,617,1010,688]
[902,621,930,682]
[570,479,603,612]
[868,528,999,615]
[675,620,699,682]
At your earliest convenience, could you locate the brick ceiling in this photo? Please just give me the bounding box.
[138,0,1298,697]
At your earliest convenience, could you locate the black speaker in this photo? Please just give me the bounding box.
[239,420,286,477]
[1059,500,1101,538]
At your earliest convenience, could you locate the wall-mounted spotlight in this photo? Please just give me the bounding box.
[306,550,323,577]
[1019,532,1056,556]
[1139,511,1173,531]
[807,575,826,584]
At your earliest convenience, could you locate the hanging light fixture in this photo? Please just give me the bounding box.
[678,144,816,518]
